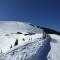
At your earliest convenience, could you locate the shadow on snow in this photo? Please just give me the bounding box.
[31,36,51,60]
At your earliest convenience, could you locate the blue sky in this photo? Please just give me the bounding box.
[0,0,60,31]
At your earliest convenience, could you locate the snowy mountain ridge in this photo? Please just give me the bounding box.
[0,21,43,33]
[0,21,60,60]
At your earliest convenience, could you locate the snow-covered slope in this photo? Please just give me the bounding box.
[47,34,60,60]
[0,21,43,33]
[0,21,60,60]
[0,33,43,53]
[0,35,50,60]
[0,21,43,53]
[0,21,47,60]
